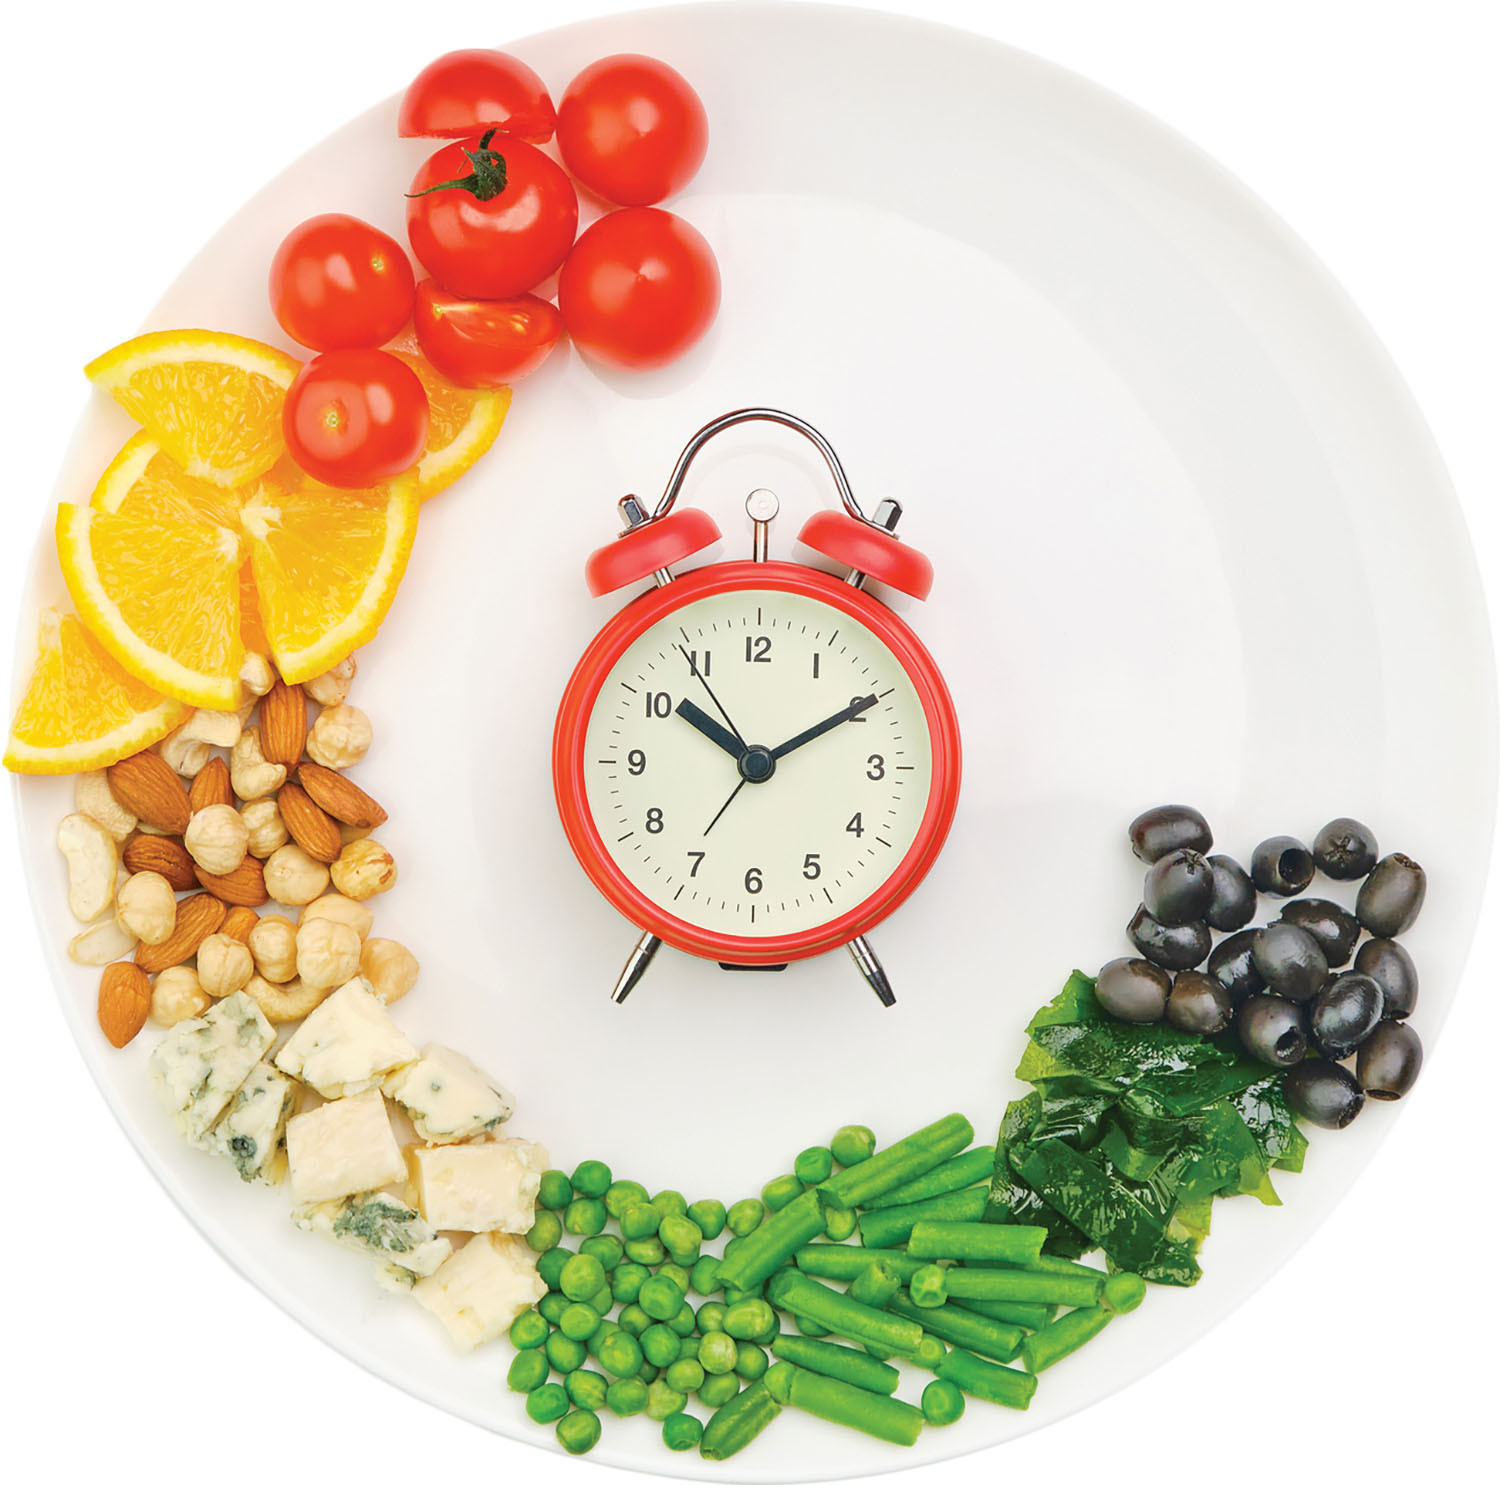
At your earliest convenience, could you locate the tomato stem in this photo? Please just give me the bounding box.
[406,128,509,203]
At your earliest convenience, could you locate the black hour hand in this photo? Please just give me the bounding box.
[771,695,877,760]
[675,697,745,758]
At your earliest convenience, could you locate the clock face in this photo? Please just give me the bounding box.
[580,585,936,940]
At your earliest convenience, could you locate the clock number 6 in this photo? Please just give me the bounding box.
[745,867,763,894]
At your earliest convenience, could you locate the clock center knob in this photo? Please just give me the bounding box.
[738,745,776,783]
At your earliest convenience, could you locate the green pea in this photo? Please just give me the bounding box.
[555,1409,602,1455]
[666,1305,697,1337]
[698,1331,738,1375]
[662,1412,703,1451]
[595,1328,643,1378]
[506,1348,549,1392]
[536,1246,574,1290]
[585,1288,614,1316]
[641,1323,682,1368]
[639,1273,687,1321]
[526,1382,569,1423]
[559,1252,607,1302]
[922,1378,965,1425]
[822,1207,858,1242]
[559,1302,601,1342]
[624,1236,666,1266]
[586,1320,621,1360]
[579,1234,623,1273]
[603,1179,649,1220]
[564,1198,607,1237]
[659,1215,703,1264]
[794,1314,830,1338]
[698,1370,740,1408]
[734,1341,769,1380]
[638,1361,659,1383]
[653,1189,688,1219]
[793,1146,834,1185]
[660,1261,692,1291]
[620,1201,661,1241]
[617,1303,651,1337]
[606,1377,648,1417]
[723,1285,764,1306]
[910,1263,947,1308]
[645,1380,686,1420]
[761,1173,804,1212]
[538,1291,570,1325]
[566,1369,609,1412]
[687,1199,727,1239]
[665,1358,704,1394]
[723,1298,775,1340]
[830,1125,877,1166]
[509,1309,549,1350]
[571,1159,612,1199]
[726,1198,765,1236]
[612,1261,649,1305]
[696,1300,728,1333]
[538,1170,573,1210]
[689,1257,722,1297]
[525,1211,562,1253]
[545,1330,586,1373]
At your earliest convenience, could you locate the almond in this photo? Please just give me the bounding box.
[276,783,343,864]
[220,905,260,943]
[194,855,269,907]
[135,893,225,974]
[260,679,307,769]
[188,756,233,811]
[108,751,191,834]
[296,761,387,829]
[98,962,152,1048]
[122,835,197,892]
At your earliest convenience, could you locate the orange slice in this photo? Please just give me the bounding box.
[240,472,419,683]
[56,504,245,708]
[85,330,301,487]
[5,609,188,774]
[389,348,510,500]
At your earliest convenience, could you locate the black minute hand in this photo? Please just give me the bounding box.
[674,698,744,759]
[770,695,877,760]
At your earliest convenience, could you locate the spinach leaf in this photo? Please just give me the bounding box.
[1231,1077,1308,1174]
[1026,970,1102,1031]
[1027,1017,1231,1088]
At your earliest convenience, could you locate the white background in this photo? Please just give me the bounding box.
[4,0,1496,1477]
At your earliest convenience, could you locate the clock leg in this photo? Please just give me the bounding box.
[847,935,896,1007]
[611,931,663,1004]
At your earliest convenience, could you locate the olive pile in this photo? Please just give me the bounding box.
[1097,806,1425,1132]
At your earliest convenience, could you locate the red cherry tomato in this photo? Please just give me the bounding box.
[282,349,430,488]
[268,214,416,351]
[412,281,563,387]
[398,49,556,143]
[556,54,708,206]
[406,131,578,299]
[558,207,720,371]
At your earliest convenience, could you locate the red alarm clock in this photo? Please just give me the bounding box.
[553,409,961,1005]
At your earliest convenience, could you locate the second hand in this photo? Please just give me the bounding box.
[702,778,745,837]
[678,644,746,748]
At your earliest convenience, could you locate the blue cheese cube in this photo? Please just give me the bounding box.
[286,1089,406,1205]
[385,1044,515,1144]
[210,1059,296,1183]
[406,1137,547,1233]
[412,1232,546,1351]
[274,978,418,1099]
[293,1191,452,1279]
[149,990,275,1142]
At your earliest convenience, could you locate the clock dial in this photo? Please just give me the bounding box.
[582,587,935,937]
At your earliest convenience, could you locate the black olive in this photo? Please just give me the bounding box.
[1283,1061,1366,1129]
[1309,973,1384,1059]
[1129,805,1213,863]
[1207,929,1266,1005]
[1356,853,1426,936]
[1166,971,1234,1035]
[1096,958,1170,1023]
[1356,1021,1423,1099]
[1236,995,1308,1067]
[1251,922,1329,1002]
[1142,848,1213,926]
[1128,906,1211,970]
[1353,937,1419,1019]
[1250,835,1315,896]
[1205,854,1256,931]
[1278,898,1361,968]
[1312,817,1379,880]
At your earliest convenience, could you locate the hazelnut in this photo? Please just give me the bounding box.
[306,704,372,769]
[299,893,373,941]
[241,798,289,859]
[304,655,356,706]
[330,838,396,900]
[360,938,419,1005]
[149,966,210,1027]
[247,914,299,983]
[184,804,250,876]
[263,843,330,906]
[115,870,177,946]
[296,917,362,991]
[196,931,254,998]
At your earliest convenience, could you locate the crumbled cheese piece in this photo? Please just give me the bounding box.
[286,1089,405,1205]
[385,1044,515,1144]
[149,991,275,1142]
[210,1059,296,1183]
[293,1191,452,1279]
[406,1138,547,1233]
[274,978,417,1099]
[412,1232,545,1351]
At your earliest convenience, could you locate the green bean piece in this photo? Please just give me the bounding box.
[559,1302,601,1341]
[829,1124,877,1166]
[606,1376,649,1417]
[794,1245,927,1282]
[857,1188,989,1249]
[719,1190,826,1290]
[690,1256,724,1296]
[596,1329,643,1379]
[666,1358,705,1395]
[908,1220,1048,1266]
[567,1369,609,1412]
[949,1296,1054,1330]
[611,1261,648,1305]
[645,1379,687,1420]
[1029,1252,1110,1279]
[1021,1306,1113,1373]
[538,1291,570,1325]
[700,1378,782,1460]
[526,1211,562,1253]
[888,1292,1025,1364]
[579,1233,624,1273]
[822,1207,858,1242]
[767,1270,925,1358]
[662,1412,703,1451]
[660,1214,704,1264]
[794,1146,834,1185]
[536,1246,574,1290]
[688,1199,727,1239]
[935,1345,1037,1409]
[848,1259,902,1309]
[564,1198,607,1237]
[915,1335,946,1370]
[653,1188,689,1219]
[699,1370,741,1407]
[771,1335,900,1395]
[559,1252,607,1301]
[866,1145,997,1209]
[821,1113,973,1211]
[617,1303,650,1337]
[724,1285,764,1307]
[723,1298,776,1340]
[538,1170,573,1211]
[641,1324,682,1367]
[761,1173,805,1211]
[763,1361,796,1404]
[1102,1272,1147,1314]
[620,1200,661,1240]
[545,1330,586,1373]
[699,1331,739,1375]
[921,1378,966,1425]
[782,1364,925,1446]
[726,1198,765,1236]
[507,1348,549,1392]
[509,1309,549,1350]
[697,1300,728,1333]
[571,1159,612,1199]
[556,1409,602,1455]
[944,1266,1104,1309]
[624,1235,667,1266]
[910,1264,948,1308]
[526,1382,570,1423]
[603,1178,649,1220]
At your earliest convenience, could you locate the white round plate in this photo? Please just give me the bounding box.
[14,3,1495,1479]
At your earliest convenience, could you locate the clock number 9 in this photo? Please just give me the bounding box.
[628,749,646,775]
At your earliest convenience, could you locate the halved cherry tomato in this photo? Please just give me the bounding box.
[557,207,719,371]
[398,48,556,143]
[406,130,578,299]
[268,214,416,351]
[282,349,429,488]
[556,54,708,206]
[413,281,563,387]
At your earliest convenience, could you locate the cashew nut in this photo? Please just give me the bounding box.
[179,708,244,749]
[239,651,275,698]
[149,965,211,1027]
[157,727,212,777]
[231,726,287,802]
[115,870,177,946]
[306,704,372,769]
[75,771,136,841]
[185,803,250,876]
[329,838,396,900]
[298,892,373,941]
[196,931,255,998]
[359,938,419,1006]
[248,914,299,983]
[68,915,139,966]
[240,973,333,1025]
[304,655,356,706]
[296,917,362,991]
[58,813,118,922]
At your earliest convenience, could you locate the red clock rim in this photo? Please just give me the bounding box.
[552,561,962,965]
